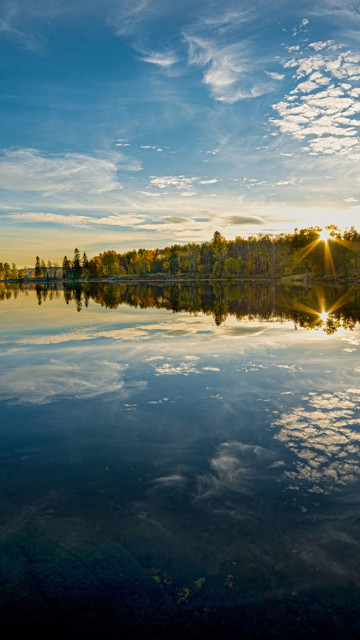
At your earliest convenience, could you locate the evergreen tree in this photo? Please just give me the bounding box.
[62,256,71,279]
[72,248,82,279]
[82,252,89,269]
[34,256,42,277]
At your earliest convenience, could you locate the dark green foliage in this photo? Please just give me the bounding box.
[72,248,82,279]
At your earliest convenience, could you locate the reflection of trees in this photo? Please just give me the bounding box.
[2,282,360,333]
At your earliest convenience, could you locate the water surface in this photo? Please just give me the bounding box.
[1,282,360,638]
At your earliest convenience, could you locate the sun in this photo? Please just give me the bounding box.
[319,228,331,242]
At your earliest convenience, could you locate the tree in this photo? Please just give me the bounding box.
[211,231,227,267]
[10,263,18,279]
[101,251,121,277]
[224,257,238,277]
[135,257,151,275]
[212,261,222,277]
[62,256,71,279]
[34,256,42,278]
[169,246,180,274]
[82,252,89,269]
[72,248,82,279]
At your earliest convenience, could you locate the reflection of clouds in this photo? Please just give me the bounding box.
[341,335,360,353]
[149,473,190,501]
[151,354,220,376]
[152,474,188,488]
[147,397,171,405]
[165,329,193,336]
[194,441,276,508]
[153,360,201,376]
[272,391,360,493]
[0,360,145,405]
[16,319,213,346]
[18,327,151,344]
[220,325,265,338]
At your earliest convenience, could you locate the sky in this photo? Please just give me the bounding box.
[1,0,360,265]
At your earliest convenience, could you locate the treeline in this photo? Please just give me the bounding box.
[2,281,359,334]
[56,227,360,281]
[81,227,360,280]
[2,226,360,281]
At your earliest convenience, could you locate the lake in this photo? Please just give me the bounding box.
[1,282,360,639]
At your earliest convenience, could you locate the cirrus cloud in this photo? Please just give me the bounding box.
[0,148,141,196]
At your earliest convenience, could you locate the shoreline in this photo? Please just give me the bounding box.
[0,275,358,285]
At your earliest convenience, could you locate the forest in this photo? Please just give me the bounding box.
[1,226,360,282]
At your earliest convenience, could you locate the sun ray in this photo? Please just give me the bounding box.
[326,288,355,315]
[333,238,360,254]
[324,241,335,275]
[296,302,324,323]
[293,239,320,267]
[294,287,356,332]
[314,286,325,311]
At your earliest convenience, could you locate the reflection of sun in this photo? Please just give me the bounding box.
[319,228,331,242]
[319,311,329,322]
[296,288,355,333]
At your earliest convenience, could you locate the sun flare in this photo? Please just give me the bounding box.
[319,228,331,242]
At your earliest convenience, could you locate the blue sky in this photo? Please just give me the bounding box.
[1,0,360,264]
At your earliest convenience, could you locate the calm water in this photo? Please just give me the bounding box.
[1,282,360,638]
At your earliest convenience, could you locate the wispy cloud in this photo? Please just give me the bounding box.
[201,8,253,30]
[141,51,178,67]
[108,0,152,37]
[292,17,309,37]
[12,212,146,227]
[198,178,218,185]
[0,149,141,196]
[266,71,285,81]
[185,35,274,103]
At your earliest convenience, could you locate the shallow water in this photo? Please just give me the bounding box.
[1,282,360,638]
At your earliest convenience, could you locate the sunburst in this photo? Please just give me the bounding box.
[319,228,331,242]
[294,227,335,274]
[295,287,355,332]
